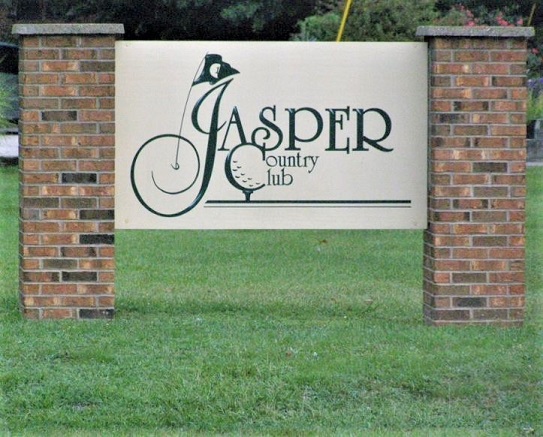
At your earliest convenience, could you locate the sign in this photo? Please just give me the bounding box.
[116,41,427,229]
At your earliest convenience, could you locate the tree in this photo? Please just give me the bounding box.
[342,0,438,42]
[292,0,438,42]
[3,0,318,41]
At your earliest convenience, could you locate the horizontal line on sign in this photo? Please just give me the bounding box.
[205,200,412,208]
[205,205,412,209]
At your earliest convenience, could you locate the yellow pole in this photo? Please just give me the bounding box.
[336,0,354,42]
[528,2,537,27]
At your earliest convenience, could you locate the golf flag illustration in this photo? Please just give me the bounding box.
[130,53,246,217]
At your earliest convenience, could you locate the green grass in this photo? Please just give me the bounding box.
[0,165,541,435]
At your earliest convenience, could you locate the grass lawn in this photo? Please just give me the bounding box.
[0,164,541,435]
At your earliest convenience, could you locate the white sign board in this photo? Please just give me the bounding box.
[116,41,427,229]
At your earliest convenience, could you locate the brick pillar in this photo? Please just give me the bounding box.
[13,24,124,319]
[417,26,534,326]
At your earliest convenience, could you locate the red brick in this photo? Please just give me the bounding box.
[511,88,527,100]
[79,86,114,97]
[64,73,97,84]
[62,49,98,60]
[42,284,78,295]
[472,64,509,75]
[98,247,115,257]
[430,309,471,321]
[473,187,509,197]
[473,309,509,320]
[43,35,78,47]
[56,123,98,134]
[77,284,114,295]
[22,221,60,233]
[23,247,59,257]
[508,211,526,222]
[21,36,39,47]
[431,260,471,271]
[473,236,508,247]
[472,89,508,99]
[490,51,526,62]
[42,61,79,72]
[473,137,508,148]
[491,101,524,112]
[23,49,60,60]
[41,160,78,171]
[43,209,78,220]
[80,110,114,122]
[99,222,115,233]
[489,272,524,283]
[492,76,525,87]
[80,36,115,47]
[61,98,97,109]
[98,98,115,110]
[23,73,61,84]
[98,272,115,283]
[61,296,97,307]
[42,85,78,97]
[22,272,60,283]
[78,186,114,196]
[490,125,525,136]
[61,148,99,159]
[433,236,470,247]
[98,49,115,60]
[98,296,115,307]
[453,224,489,235]
[433,161,472,173]
[433,186,471,197]
[42,309,76,319]
[21,98,59,110]
[489,150,525,161]
[490,224,524,235]
[432,88,472,99]
[97,73,115,84]
[455,76,491,87]
[452,125,488,136]
[471,113,508,124]
[433,64,470,75]
[428,222,451,234]
[63,222,98,233]
[22,173,59,184]
[490,199,524,210]
[471,211,507,222]
[472,285,509,296]
[80,259,115,270]
[470,260,507,271]
[21,259,40,269]
[454,101,489,112]
[452,174,489,185]
[42,234,79,245]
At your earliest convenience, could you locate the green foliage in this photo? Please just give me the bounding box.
[527,91,543,123]
[5,0,318,41]
[291,12,341,41]
[0,74,15,130]
[342,0,439,42]
[220,0,316,34]
[292,0,439,42]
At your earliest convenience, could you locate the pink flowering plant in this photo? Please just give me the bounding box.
[439,4,542,78]
[438,4,524,27]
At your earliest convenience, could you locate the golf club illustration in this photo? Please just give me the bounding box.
[131,53,261,217]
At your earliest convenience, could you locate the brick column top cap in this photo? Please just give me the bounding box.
[416,25,534,38]
[13,23,124,35]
